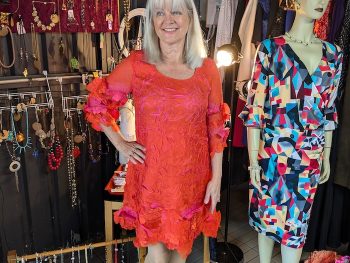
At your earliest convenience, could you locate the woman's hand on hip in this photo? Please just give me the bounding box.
[204,178,221,213]
[101,124,146,164]
[117,140,146,164]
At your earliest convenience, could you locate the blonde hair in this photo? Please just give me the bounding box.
[143,0,207,69]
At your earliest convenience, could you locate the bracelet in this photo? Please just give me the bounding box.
[248,164,261,171]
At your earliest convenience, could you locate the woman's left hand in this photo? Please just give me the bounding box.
[204,178,221,213]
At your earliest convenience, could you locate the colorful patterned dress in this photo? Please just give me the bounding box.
[84,51,229,256]
[239,37,343,248]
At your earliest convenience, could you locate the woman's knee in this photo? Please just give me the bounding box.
[145,243,171,263]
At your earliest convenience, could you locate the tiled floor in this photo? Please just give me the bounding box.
[186,183,310,263]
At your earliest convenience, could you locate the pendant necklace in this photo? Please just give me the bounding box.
[66,0,78,26]
[17,15,29,77]
[32,1,60,31]
[6,140,21,192]
[32,106,50,149]
[11,108,32,154]
[73,111,87,144]
[106,0,113,31]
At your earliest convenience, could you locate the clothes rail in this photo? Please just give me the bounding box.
[7,238,135,262]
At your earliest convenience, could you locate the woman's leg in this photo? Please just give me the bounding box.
[169,250,186,263]
[145,243,171,263]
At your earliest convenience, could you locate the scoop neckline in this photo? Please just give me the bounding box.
[152,64,198,81]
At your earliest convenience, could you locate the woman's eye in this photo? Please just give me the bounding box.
[155,11,165,16]
[171,11,182,15]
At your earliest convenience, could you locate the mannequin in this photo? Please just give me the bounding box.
[239,0,343,262]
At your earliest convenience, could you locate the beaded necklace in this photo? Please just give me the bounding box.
[64,116,78,207]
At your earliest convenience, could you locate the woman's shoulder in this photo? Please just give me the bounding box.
[201,57,219,73]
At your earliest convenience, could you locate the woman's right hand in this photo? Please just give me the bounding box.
[101,124,146,164]
[116,140,146,164]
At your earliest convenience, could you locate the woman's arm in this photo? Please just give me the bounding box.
[204,152,223,213]
[101,124,146,164]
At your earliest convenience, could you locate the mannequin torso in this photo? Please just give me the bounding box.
[239,1,343,263]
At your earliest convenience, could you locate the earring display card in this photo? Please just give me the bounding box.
[1,0,120,33]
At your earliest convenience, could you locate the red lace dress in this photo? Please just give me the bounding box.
[84,51,229,257]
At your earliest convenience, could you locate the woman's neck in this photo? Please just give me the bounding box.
[287,14,315,42]
[159,41,185,65]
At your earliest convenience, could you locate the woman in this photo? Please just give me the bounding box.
[84,0,229,262]
[239,0,342,262]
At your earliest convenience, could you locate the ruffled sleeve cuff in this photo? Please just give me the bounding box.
[208,103,230,157]
[84,78,128,132]
[239,104,265,128]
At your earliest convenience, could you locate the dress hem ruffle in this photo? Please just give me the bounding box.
[114,205,221,257]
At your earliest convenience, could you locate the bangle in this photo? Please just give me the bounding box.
[248,164,261,171]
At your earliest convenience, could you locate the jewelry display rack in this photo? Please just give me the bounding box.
[6,237,138,263]
[58,76,88,115]
[0,91,53,111]
[0,72,108,90]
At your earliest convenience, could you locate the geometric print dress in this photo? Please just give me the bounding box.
[239,36,343,248]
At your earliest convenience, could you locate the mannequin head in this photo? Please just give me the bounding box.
[295,0,330,20]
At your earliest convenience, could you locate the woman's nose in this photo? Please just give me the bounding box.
[164,11,175,22]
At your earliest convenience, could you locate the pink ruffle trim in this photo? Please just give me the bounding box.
[114,204,221,257]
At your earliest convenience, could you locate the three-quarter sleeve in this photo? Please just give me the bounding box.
[239,42,270,128]
[206,59,230,157]
[323,46,343,131]
[84,52,138,132]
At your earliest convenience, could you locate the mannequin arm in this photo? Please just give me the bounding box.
[247,127,262,190]
[319,131,333,184]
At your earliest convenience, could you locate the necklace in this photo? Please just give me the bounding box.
[17,15,29,77]
[65,116,78,207]
[73,111,86,144]
[11,109,32,153]
[87,125,102,163]
[32,106,49,149]
[106,0,113,31]
[285,32,317,46]
[32,1,60,31]
[31,23,41,71]
[0,24,15,68]
[47,108,63,170]
[6,140,21,192]
[80,0,86,29]
[66,0,78,26]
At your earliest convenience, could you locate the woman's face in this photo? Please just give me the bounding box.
[152,4,190,47]
[298,0,330,20]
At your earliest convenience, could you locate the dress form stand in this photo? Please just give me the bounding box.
[215,68,244,263]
